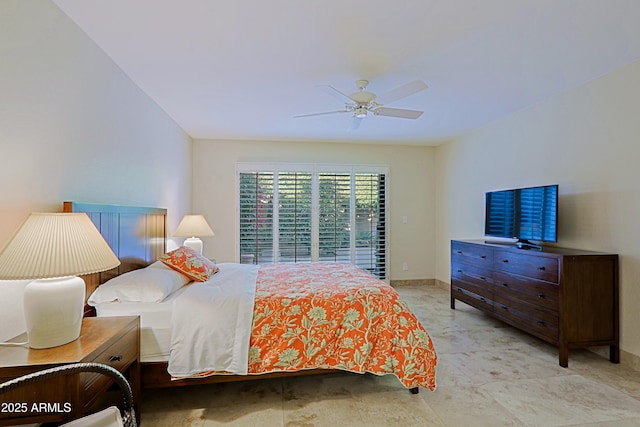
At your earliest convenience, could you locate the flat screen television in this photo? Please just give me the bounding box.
[484,184,558,249]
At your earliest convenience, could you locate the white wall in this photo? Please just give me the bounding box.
[435,59,640,362]
[0,0,192,340]
[192,139,435,281]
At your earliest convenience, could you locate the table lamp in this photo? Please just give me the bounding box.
[173,214,214,254]
[0,213,120,349]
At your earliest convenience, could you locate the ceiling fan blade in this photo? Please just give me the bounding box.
[317,85,355,104]
[376,80,428,105]
[375,107,424,119]
[349,116,364,130]
[293,110,349,118]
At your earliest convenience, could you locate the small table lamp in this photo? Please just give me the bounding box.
[0,213,120,349]
[173,214,214,254]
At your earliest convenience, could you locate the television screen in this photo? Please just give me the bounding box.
[485,184,558,243]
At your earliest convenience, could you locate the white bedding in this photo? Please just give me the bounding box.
[168,263,259,377]
[94,285,190,362]
[95,285,188,329]
[94,263,259,373]
[95,263,259,377]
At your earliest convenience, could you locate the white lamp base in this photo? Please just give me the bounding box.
[183,237,203,254]
[24,276,86,349]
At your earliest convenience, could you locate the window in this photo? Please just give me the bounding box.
[238,164,388,279]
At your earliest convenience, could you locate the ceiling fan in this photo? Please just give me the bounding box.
[294,79,428,129]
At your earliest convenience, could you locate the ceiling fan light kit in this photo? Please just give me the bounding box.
[355,107,368,118]
[294,79,428,126]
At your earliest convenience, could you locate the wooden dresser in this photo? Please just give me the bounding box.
[450,239,619,367]
[0,316,140,426]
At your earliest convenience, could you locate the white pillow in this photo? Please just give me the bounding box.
[88,264,191,304]
[61,406,123,427]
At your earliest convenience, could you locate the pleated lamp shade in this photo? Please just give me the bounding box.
[0,213,120,279]
[0,213,120,348]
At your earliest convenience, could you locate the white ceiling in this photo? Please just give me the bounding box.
[53,0,640,145]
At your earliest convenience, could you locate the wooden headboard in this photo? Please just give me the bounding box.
[63,201,167,315]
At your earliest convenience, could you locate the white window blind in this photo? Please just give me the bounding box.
[238,172,274,265]
[354,173,387,278]
[237,164,388,279]
[278,172,312,263]
[318,172,351,263]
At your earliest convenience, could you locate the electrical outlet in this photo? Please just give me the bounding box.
[402,262,408,271]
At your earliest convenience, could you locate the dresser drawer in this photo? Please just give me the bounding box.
[82,326,138,403]
[452,241,493,267]
[493,271,559,312]
[451,283,494,313]
[492,300,559,342]
[452,262,493,290]
[493,290,558,324]
[494,250,559,283]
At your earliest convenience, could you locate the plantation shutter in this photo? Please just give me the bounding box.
[354,173,387,278]
[237,164,388,279]
[239,172,274,265]
[278,172,312,263]
[318,172,351,262]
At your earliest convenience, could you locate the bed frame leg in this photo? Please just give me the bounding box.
[409,387,419,394]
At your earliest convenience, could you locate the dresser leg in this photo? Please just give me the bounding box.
[610,345,620,364]
[559,346,569,368]
[450,293,456,309]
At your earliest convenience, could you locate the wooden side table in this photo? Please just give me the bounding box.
[0,316,140,426]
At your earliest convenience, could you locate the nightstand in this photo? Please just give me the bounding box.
[0,316,140,426]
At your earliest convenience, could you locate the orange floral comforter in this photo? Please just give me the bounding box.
[243,263,437,390]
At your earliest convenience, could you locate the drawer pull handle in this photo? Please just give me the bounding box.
[537,320,545,326]
[457,251,463,254]
[537,293,545,299]
[457,269,462,273]
[538,266,546,271]
[502,259,509,263]
[480,255,487,259]
[479,297,486,302]
[480,276,487,281]
[109,355,122,362]
[501,305,508,311]
[501,282,508,287]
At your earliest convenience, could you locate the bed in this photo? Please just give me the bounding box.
[64,202,437,393]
